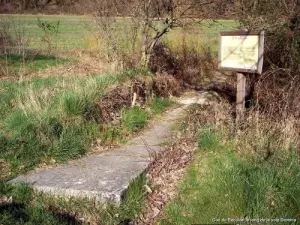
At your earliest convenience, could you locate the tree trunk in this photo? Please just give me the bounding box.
[141,24,170,69]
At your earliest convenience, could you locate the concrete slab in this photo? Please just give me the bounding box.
[10,95,205,203]
[12,153,150,202]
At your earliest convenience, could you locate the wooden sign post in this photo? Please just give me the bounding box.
[218,30,264,123]
[236,73,246,122]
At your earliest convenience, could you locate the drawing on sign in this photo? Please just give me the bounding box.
[219,31,264,74]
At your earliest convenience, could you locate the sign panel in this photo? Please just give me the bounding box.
[219,30,264,74]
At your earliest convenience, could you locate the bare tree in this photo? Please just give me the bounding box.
[131,0,219,67]
[89,0,217,68]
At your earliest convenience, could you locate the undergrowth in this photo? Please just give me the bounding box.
[160,103,300,225]
[99,97,175,145]
[0,69,151,179]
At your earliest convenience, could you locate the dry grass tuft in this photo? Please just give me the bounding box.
[0,158,11,180]
[182,96,300,162]
[153,72,181,98]
[95,85,132,123]
[148,43,216,91]
[237,110,300,162]
[254,75,300,119]
[17,85,53,118]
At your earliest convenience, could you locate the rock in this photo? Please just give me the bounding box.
[152,207,160,218]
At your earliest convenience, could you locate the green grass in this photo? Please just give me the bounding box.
[1,15,90,51]
[0,174,147,225]
[122,106,148,133]
[0,14,238,54]
[0,54,71,77]
[160,128,300,225]
[0,182,64,225]
[0,54,71,73]
[147,97,174,115]
[99,97,175,145]
[0,69,147,178]
[0,14,142,53]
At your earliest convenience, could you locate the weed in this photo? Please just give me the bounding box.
[147,97,174,116]
[60,92,85,116]
[53,123,87,161]
[3,110,36,138]
[118,175,147,222]
[197,127,220,151]
[99,124,125,145]
[122,106,148,133]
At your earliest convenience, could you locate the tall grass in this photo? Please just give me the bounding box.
[0,69,176,178]
[0,70,144,178]
[122,106,148,133]
[161,102,300,225]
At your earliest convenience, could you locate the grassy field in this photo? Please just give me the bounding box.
[1,14,90,51]
[0,15,238,79]
[0,15,238,53]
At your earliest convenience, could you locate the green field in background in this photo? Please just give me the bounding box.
[1,14,91,50]
[0,15,238,52]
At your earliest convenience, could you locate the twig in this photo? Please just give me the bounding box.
[132,92,137,107]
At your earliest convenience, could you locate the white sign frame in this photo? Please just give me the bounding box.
[218,30,264,74]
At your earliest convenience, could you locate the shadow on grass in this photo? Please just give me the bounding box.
[0,202,84,225]
[0,54,58,61]
[0,53,71,73]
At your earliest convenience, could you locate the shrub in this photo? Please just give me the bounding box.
[60,92,85,116]
[237,0,300,118]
